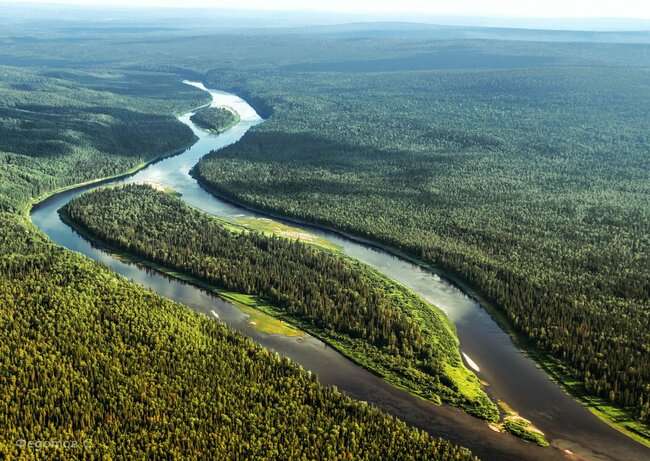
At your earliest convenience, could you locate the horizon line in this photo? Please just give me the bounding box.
[2,1,650,22]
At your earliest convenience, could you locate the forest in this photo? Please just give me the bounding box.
[194,63,650,430]
[62,184,497,421]
[0,66,203,213]
[1,13,650,457]
[0,55,477,459]
[0,214,474,460]
[190,106,239,133]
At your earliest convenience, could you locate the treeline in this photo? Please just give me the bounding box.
[196,65,650,425]
[190,106,239,133]
[62,184,497,421]
[0,67,477,458]
[0,66,201,212]
[0,214,475,461]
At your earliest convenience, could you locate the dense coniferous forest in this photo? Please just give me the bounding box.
[190,106,239,133]
[0,219,475,460]
[62,184,497,420]
[195,64,650,427]
[0,52,476,460]
[2,12,650,456]
[0,66,202,213]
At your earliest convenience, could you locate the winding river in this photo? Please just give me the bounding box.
[31,82,649,461]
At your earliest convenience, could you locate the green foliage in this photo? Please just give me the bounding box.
[0,66,201,212]
[503,419,549,448]
[0,63,476,459]
[195,65,650,425]
[190,106,239,133]
[0,214,475,460]
[63,184,497,421]
[3,18,650,456]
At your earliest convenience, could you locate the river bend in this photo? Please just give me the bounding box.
[30,82,649,461]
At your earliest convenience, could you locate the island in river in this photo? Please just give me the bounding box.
[190,106,240,134]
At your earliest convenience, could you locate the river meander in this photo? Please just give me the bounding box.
[30,82,649,461]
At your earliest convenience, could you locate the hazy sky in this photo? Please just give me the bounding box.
[8,0,650,19]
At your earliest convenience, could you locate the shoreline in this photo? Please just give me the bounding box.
[23,83,215,219]
[57,199,501,427]
[190,170,650,449]
[25,80,649,455]
[189,107,241,134]
[24,136,199,220]
[50,197,567,460]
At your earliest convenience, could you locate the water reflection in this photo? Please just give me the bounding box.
[30,82,649,461]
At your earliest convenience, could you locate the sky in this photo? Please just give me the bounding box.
[7,0,650,19]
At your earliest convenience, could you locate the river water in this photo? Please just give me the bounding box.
[31,82,648,461]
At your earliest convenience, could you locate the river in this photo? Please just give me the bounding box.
[30,82,649,461]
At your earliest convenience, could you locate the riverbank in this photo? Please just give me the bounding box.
[35,189,564,461]
[27,81,649,460]
[24,136,199,220]
[58,185,500,425]
[190,169,650,449]
[59,206,303,338]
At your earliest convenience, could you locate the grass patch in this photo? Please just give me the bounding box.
[219,291,303,337]
[233,216,342,253]
[497,401,549,447]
